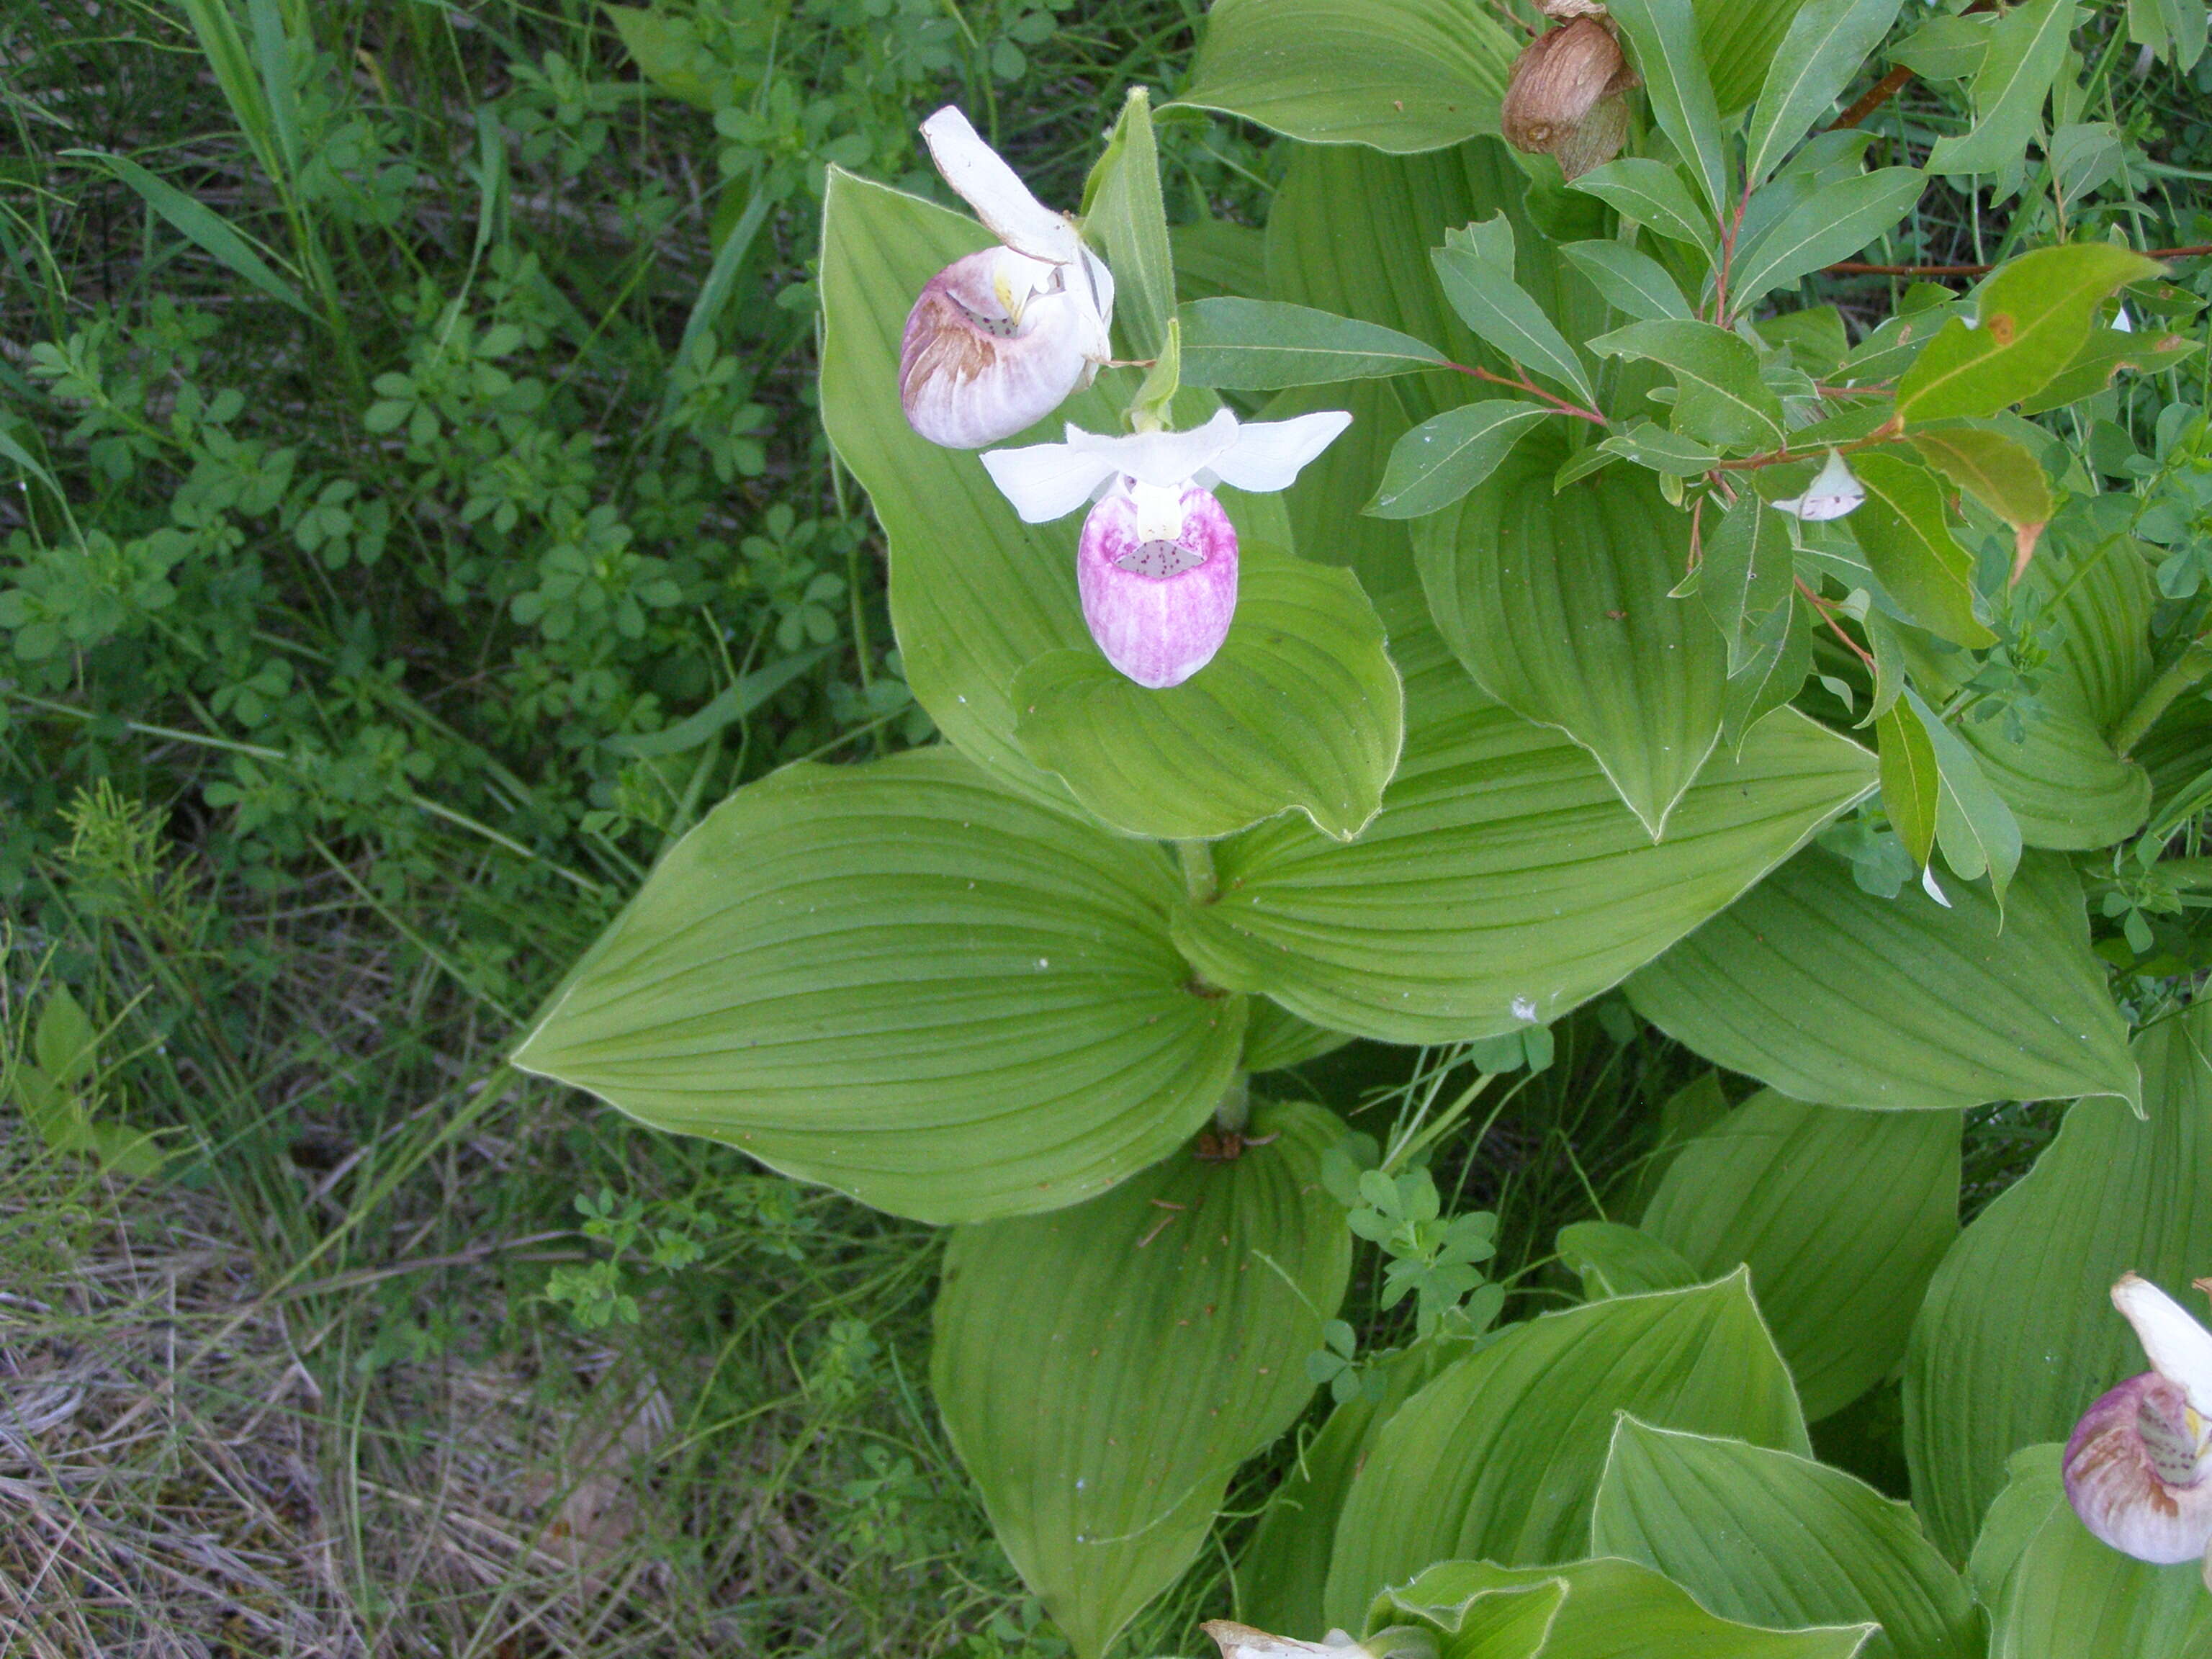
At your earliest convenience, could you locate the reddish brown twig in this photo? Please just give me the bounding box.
[1830,65,1915,131]
[1447,361,1610,424]
[1826,244,2212,279]
[1796,577,1877,670]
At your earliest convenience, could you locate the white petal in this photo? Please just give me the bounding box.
[1207,410,1354,493]
[979,432,1121,523]
[920,106,1080,266]
[1069,408,1242,489]
[1772,449,1865,522]
[2115,305,2136,333]
[2117,1273,2212,1417]
[1201,1620,1361,1659]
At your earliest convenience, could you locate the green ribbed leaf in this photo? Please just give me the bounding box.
[1904,1004,2212,1559]
[1177,0,1520,152]
[513,750,1246,1224]
[1978,1444,2212,1658]
[1627,848,2139,1112]
[1323,1271,1812,1626]
[1241,999,1356,1074]
[1172,600,1871,1046]
[1642,1091,1961,1421]
[1414,432,1728,835]
[1239,1337,1470,1638]
[1557,1221,1704,1300]
[1591,1421,1978,1659]
[1963,536,2153,848]
[1012,549,1403,842]
[932,1100,1351,1659]
[1376,1557,1873,1659]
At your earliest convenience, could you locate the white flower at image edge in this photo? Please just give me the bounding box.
[899,107,1115,449]
[2064,1272,2212,1585]
[981,408,1352,689]
[1771,448,1866,522]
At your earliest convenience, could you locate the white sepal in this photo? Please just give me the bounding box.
[1069,408,1241,488]
[1207,409,1357,493]
[1772,449,1866,522]
[2116,1272,2212,1418]
[920,107,1080,266]
[979,428,1122,523]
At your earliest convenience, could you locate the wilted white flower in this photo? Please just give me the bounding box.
[899,107,1115,449]
[980,407,1351,688]
[2064,1272,2212,1582]
[1771,449,1866,522]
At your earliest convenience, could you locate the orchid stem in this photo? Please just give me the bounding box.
[2111,640,2212,758]
[1177,839,1219,906]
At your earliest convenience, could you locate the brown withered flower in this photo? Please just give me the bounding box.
[1501,14,1640,181]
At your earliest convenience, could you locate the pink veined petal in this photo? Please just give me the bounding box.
[2117,1272,2212,1418]
[2064,1370,2212,1565]
[1078,485,1239,689]
[918,107,1080,266]
[899,250,1092,449]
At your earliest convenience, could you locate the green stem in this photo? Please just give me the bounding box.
[1177,839,1218,905]
[2111,640,2212,758]
[1213,1073,1250,1135]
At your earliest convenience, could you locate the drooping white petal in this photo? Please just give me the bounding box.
[920,106,1080,266]
[979,428,1123,522]
[1772,449,1866,522]
[1205,409,1355,493]
[2116,1272,2212,1417]
[1202,1622,1362,1659]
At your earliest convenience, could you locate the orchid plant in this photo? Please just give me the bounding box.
[518,0,2212,1653]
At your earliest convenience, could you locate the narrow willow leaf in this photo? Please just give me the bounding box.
[1640,1090,1961,1420]
[1925,0,2077,179]
[1608,0,1730,216]
[1570,159,1719,261]
[1241,1000,1356,1074]
[1743,0,1907,186]
[1367,400,1554,519]
[1239,1338,1470,1637]
[1011,549,1403,842]
[1173,598,1870,1044]
[1722,595,1815,750]
[1604,421,1723,476]
[1878,698,1941,870]
[1177,0,1521,152]
[1591,1422,1979,1659]
[1178,298,1449,388]
[1701,495,1796,675]
[1905,688,2023,900]
[1894,243,2166,423]
[1903,1004,2212,1558]
[2017,322,2201,415]
[1323,1271,1811,1625]
[1907,425,2054,541]
[1891,12,1994,81]
[1557,1221,1702,1300]
[1085,88,1176,359]
[1961,539,2152,849]
[1375,1556,1873,1659]
[1561,240,1694,321]
[934,1100,1352,1659]
[1628,847,2139,1113]
[1432,220,1597,406]
[1417,433,1726,835]
[1264,140,1609,597]
[1727,167,1927,308]
[513,750,1248,1224]
[1592,320,1786,451]
[1976,1444,2212,1658]
[1851,454,1995,647]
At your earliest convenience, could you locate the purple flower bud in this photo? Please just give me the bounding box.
[1077,482,1238,689]
[2064,1370,2212,1564]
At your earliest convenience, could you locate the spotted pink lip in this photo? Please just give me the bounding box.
[1076,485,1238,689]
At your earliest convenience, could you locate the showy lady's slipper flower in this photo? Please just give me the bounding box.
[899,107,1116,449]
[1771,449,1866,522]
[981,407,1352,689]
[2065,1272,2212,1580]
